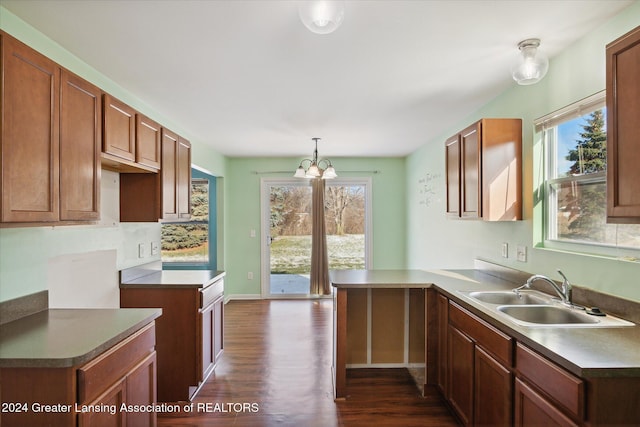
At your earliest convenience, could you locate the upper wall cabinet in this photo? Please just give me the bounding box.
[101,95,159,173]
[119,128,191,222]
[135,113,162,170]
[60,70,102,221]
[606,25,640,224]
[445,118,522,221]
[1,32,100,224]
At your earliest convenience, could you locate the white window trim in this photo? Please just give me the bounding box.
[535,91,640,262]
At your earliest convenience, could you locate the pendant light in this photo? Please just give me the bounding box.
[511,38,549,85]
[294,138,337,179]
[298,1,345,35]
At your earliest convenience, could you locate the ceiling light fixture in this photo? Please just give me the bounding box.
[294,138,337,179]
[298,1,345,35]
[511,38,549,85]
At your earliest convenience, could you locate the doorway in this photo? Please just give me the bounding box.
[260,178,371,298]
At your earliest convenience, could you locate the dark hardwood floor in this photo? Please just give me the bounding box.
[158,299,458,426]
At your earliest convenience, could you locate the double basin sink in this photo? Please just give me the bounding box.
[459,290,634,328]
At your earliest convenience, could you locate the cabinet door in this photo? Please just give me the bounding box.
[213,296,224,362]
[474,346,512,427]
[606,25,640,223]
[177,137,192,218]
[78,377,127,427]
[461,122,481,218]
[161,128,179,219]
[514,378,578,427]
[200,302,216,382]
[445,134,460,217]
[1,34,60,222]
[103,94,136,162]
[126,352,157,427]
[60,70,101,221]
[136,114,161,170]
[447,325,474,425]
[161,129,191,220]
[436,293,448,395]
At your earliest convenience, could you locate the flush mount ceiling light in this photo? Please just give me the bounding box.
[298,0,345,35]
[294,138,337,179]
[511,38,549,85]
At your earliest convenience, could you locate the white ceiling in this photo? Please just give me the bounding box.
[1,0,634,158]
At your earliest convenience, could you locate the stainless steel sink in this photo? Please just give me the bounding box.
[498,305,597,324]
[467,291,549,305]
[496,305,634,327]
[458,290,635,328]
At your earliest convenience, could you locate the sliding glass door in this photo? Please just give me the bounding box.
[261,178,371,298]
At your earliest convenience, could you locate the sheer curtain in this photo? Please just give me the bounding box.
[310,178,331,295]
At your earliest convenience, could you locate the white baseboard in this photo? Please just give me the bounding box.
[225,294,262,303]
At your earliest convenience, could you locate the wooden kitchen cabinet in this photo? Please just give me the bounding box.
[447,324,474,425]
[1,32,100,225]
[103,94,136,162]
[1,32,60,223]
[120,276,223,402]
[444,300,513,426]
[0,322,157,427]
[515,343,584,426]
[606,25,640,223]
[436,293,449,395]
[514,377,578,427]
[136,113,162,170]
[160,128,192,220]
[445,118,522,221]
[60,69,101,221]
[119,127,191,222]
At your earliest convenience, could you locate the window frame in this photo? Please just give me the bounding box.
[162,168,218,270]
[536,91,640,260]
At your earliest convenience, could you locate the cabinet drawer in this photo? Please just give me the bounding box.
[78,322,155,404]
[200,279,224,308]
[516,343,584,420]
[449,301,513,366]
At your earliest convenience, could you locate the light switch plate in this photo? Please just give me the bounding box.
[516,245,527,262]
[138,243,145,258]
[501,242,509,258]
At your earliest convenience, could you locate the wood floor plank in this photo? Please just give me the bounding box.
[158,299,459,426]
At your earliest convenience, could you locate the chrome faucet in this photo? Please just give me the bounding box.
[514,270,572,306]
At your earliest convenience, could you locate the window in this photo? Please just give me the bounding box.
[538,92,640,257]
[162,169,217,269]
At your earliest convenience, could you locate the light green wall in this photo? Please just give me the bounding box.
[224,157,406,297]
[0,7,227,302]
[406,1,640,302]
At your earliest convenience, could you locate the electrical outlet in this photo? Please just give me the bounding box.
[516,245,527,262]
[138,243,145,258]
[150,241,159,256]
[501,242,509,258]
[250,229,256,238]
[247,272,254,280]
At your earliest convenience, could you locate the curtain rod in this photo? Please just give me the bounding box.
[251,170,381,175]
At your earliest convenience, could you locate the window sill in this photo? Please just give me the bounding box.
[536,241,640,263]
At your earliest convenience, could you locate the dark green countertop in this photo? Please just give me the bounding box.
[0,308,161,368]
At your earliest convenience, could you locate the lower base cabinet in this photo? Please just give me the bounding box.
[435,293,640,426]
[0,323,157,427]
[514,377,579,427]
[446,300,513,426]
[120,278,224,402]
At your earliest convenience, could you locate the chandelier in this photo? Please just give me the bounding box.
[294,138,337,179]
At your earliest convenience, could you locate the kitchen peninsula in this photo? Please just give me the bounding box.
[330,264,640,425]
